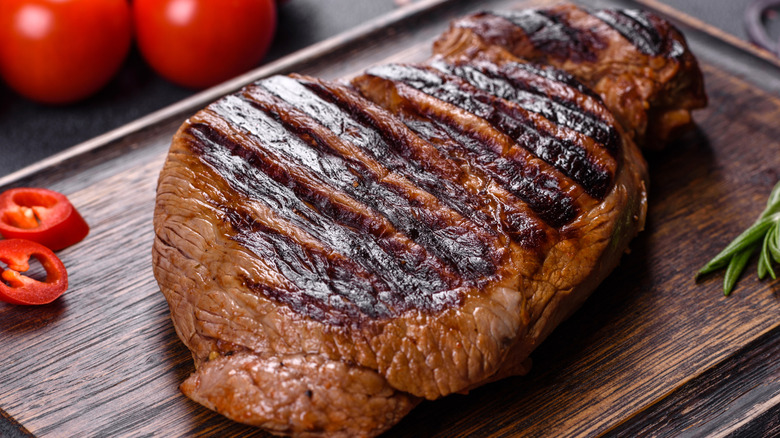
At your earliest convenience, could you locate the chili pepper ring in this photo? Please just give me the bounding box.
[0,187,89,250]
[0,239,68,305]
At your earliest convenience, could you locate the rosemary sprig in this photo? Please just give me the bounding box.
[697,180,780,295]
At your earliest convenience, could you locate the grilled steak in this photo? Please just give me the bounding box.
[152,4,705,437]
[433,3,707,146]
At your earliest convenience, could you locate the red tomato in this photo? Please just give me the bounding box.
[132,0,277,89]
[0,0,132,104]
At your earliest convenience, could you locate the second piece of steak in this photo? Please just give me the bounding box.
[152,4,704,437]
[433,3,707,147]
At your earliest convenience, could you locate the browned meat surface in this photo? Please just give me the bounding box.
[152,4,705,437]
[180,353,418,437]
[433,3,707,147]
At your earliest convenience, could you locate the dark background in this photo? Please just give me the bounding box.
[0,0,772,178]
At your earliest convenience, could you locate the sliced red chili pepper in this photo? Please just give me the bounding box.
[0,239,68,305]
[0,188,89,250]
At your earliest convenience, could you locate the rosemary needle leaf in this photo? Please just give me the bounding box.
[766,181,780,214]
[759,242,768,279]
[759,229,775,280]
[767,253,777,280]
[697,215,776,276]
[770,223,780,263]
[698,181,780,294]
[724,247,754,296]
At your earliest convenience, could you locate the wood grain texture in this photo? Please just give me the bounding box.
[605,325,780,437]
[0,0,778,436]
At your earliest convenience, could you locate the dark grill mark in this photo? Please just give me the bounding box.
[366,64,612,199]
[249,77,498,238]
[186,125,388,323]
[487,9,603,62]
[355,75,579,228]
[489,60,601,100]
[185,119,468,324]
[405,117,578,228]
[245,78,502,278]
[431,59,620,158]
[297,75,552,249]
[593,9,663,56]
[230,213,391,325]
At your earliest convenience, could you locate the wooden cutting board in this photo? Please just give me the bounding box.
[1,0,779,436]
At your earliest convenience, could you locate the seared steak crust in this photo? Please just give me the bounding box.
[433,4,708,147]
[152,4,704,437]
[360,63,617,199]
[180,353,419,437]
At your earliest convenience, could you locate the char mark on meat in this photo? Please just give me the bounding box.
[487,9,605,62]
[251,76,505,240]
[180,76,565,323]
[423,61,619,196]
[431,59,621,155]
[365,64,613,193]
[354,64,607,226]
[485,60,601,100]
[593,9,672,56]
[293,74,554,249]
[435,4,708,147]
